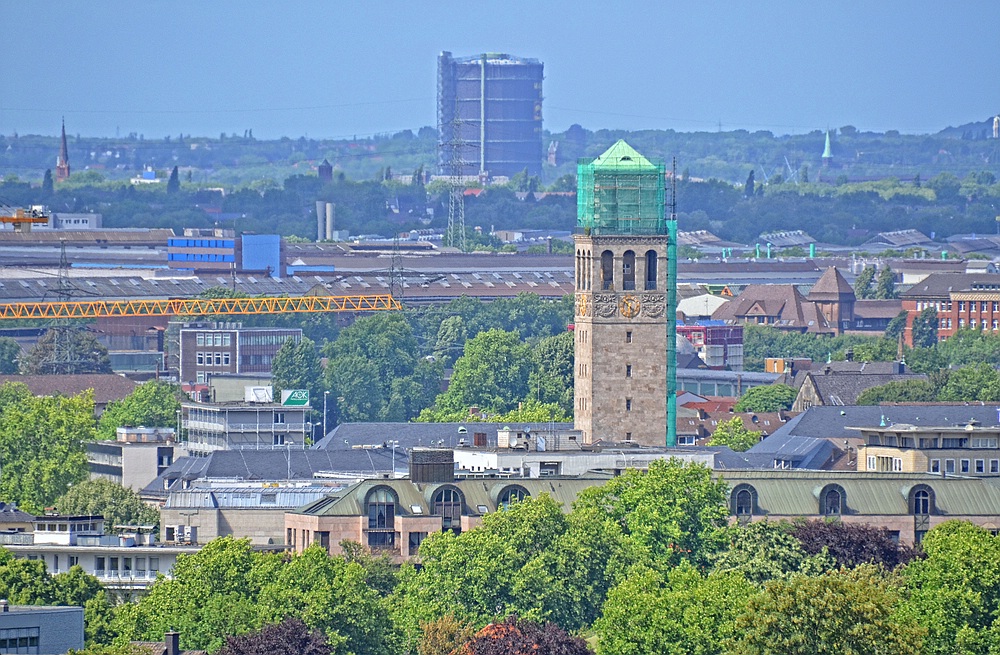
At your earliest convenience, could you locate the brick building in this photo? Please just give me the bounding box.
[176,324,301,385]
[901,273,1000,345]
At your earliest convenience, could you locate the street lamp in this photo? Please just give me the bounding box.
[323,391,330,440]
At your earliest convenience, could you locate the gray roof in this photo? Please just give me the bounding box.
[314,422,571,451]
[143,448,402,499]
[803,372,923,406]
[768,405,1000,442]
[745,432,837,469]
[0,502,34,523]
[901,273,1000,299]
[164,486,336,509]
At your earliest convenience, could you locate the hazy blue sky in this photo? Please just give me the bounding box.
[2,1,998,139]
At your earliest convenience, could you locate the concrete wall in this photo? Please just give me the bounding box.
[0,606,84,655]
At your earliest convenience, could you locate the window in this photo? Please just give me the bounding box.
[273,434,285,446]
[946,459,955,473]
[622,250,636,290]
[930,459,940,473]
[214,333,222,346]
[959,301,966,311]
[274,412,285,424]
[626,364,632,378]
[599,250,615,290]
[197,333,205,346]
[867,455,876,470]
[991,460,999,474]
[625,331,632,344]
[976,459,985,474]
[223,353,231,365]
[367,488,396,530]
[625,432,632,441]
[735,490,752,516]
[223,333,232,346]
[408,532,427,555]
[820,485,845,515]
[645,250,657,290]
[498,485,529,509]
[196,372,205,384]
[961,459,970,473]
[150,557,159,572]
[432,487,464,532]
[893,458,903,472]
[214,352,222,365]
[69,556,78,567]
[197,352,204,365]
[910,485,934,515]
[626,398,632,411]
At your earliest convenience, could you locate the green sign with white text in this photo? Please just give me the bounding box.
[281,389,310,406]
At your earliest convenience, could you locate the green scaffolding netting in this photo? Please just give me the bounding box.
[577,140,666,235]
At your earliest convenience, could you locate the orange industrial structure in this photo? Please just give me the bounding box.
[0,294,401,320]
[0,206,49,233]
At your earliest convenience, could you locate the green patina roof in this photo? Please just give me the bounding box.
[588,139,660,172]
[822,131,833,159]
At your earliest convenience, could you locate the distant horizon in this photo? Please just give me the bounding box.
[3,2,998,141]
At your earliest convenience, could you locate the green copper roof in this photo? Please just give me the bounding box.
[822,131,833,159]
[590,139,660,172]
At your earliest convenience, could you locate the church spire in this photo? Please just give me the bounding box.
[821,129,833,166]
[56,118,71,181]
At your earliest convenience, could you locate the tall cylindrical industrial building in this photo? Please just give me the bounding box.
[437,51,544,179]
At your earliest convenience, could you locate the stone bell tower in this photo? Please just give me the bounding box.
[573,141,670,445]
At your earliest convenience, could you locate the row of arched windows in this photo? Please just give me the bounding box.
[365,484,531,531]
[730,483,936,517]
[576,249,659,291]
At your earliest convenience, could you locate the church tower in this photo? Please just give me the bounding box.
[56,118,71,181]
[574,141,671,445]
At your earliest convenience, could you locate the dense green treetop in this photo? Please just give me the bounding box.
[96,381,181,439]
[19,329,111,375]
[732,384,797,413]
[706,417,761,452]
[55,479,159,531]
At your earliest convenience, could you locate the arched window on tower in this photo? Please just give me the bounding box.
[730,484,758,520]
[622,250,635,290]
[645,250,658,290]
[365,487,397,549]
[601,250,614,290]
[908,484,935,516]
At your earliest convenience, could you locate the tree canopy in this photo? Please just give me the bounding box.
[19,328,111,375]
[55,479,159,531]
[96,381,181,439]
[733,384,797,412]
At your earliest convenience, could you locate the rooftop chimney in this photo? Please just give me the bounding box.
[0,600,8,613]
[164,632,180,655]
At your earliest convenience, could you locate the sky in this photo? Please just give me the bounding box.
[2,1,999,140]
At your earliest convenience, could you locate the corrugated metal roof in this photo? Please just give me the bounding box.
[165,486,334,509]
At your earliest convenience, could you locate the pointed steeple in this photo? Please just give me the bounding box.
[821,130,833,164]
[56,118,71,181]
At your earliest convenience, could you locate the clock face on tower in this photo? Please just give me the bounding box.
[619,294,640,318]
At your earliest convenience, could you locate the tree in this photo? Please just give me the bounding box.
[875,266,897,299]
[714,520,833,584]
[0,387,93,513]
[743,169,755,197]
[417,615,475,655]
[459,616,591,655]
[217,619,330,655]
[19,328,112,375]
[0,337,20,374]
[42,169,54,194]
[528,331,574,414]
[911,306,939,349]
[707,417,761,452]
[938,363,1000,402]
[431,329,534,416]
[573,459,730,569]
[885,311,908,341]
[856,379,937,405]
[854,266,876,300]
[96,381,181,439]
[790,519,920,570]
[166,166,180,194]
[272,336,324,425]
[733,384,796,412]
[55,479,159,531]
[898,521,1000,655]
[596,564,755,655]
[729,566,924,655]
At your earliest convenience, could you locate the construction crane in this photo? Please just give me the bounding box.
[0,294,401,320]
[0,205,49,233]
